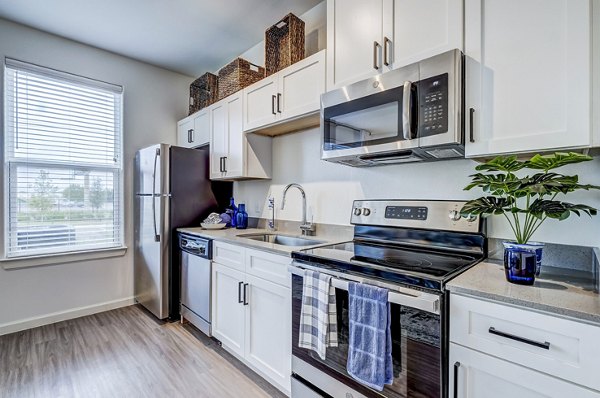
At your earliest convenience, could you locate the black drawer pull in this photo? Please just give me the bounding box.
[489,327,550,350]
[453,361,460,398]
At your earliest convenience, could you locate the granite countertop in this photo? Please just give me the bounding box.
[177,226,346,257]
[447,260,600,326]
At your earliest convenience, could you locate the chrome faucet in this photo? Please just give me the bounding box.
[267,197,276,231]
[281,183,316,236]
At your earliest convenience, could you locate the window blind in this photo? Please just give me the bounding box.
[4,59,124,258]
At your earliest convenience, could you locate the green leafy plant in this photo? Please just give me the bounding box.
[461,153,599,244]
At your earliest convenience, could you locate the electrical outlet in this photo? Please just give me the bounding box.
[254,202,260,215]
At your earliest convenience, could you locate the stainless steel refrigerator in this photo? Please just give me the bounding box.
[134,143,231,320]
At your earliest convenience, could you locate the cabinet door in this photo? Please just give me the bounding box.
[449,343,600,398]
[244,274,292,393]
[192,109,210,147]
[279,50,326,122]
[177,117,194,148]
[243,75,278,131]
[209,102,227,179]
[224,93,244,178]
[465,0,592,157]
[327,0,393,89]
[392,0,463,68]
[212,262,246,357]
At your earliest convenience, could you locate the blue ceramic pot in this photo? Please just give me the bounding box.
[503,242,544,285]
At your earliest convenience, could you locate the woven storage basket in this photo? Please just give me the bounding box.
[218,58,265,100]
[189,72,218,115]
[265,13,305,76]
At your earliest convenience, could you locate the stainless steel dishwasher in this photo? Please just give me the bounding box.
[179,233,212,336]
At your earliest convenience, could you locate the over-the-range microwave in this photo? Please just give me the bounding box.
[321,49,465,166]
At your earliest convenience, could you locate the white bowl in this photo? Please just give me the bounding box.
[201,223,227,230]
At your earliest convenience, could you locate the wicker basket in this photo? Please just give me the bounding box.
[265,13,305,76]
[218,58,265,100]
[189,72,218,115]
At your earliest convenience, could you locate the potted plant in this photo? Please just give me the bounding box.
[460,152,599,285]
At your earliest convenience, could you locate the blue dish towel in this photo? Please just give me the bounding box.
[347,282,393,391]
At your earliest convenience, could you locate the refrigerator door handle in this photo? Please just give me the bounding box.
[152,148,161,242]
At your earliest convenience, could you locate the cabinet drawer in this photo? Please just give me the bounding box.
[450,293,600,391]
[213,241,245,271]
[449,343,600,398]
[245,248,291,287]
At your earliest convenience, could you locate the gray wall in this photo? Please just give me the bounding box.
[0,18,192,331]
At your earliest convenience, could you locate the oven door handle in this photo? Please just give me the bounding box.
[289,263,441,315]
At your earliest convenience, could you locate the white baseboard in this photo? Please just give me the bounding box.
[0,297,135,336]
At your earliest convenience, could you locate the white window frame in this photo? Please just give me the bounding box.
[2,58,126,262]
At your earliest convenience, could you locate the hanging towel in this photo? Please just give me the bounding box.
[347,282,393,391]
[298,270,338,360]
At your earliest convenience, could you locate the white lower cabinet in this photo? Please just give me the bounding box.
[244,274,291,391]
[212,262,245,357]
[449,293,600,397]
[449,343,600,398]
[211,245,291,394]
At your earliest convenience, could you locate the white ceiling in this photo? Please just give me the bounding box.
[0,0,322,77]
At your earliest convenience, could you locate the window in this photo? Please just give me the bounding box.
[4,59,123,258]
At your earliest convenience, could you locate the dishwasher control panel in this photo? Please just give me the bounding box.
[179,233,212,259]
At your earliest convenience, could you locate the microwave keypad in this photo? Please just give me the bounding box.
[419,74,449,137]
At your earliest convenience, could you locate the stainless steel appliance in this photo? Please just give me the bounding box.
[134,144,231,320]
[290,200,486,398]
[321,49,464,166]
[179,233,212,335]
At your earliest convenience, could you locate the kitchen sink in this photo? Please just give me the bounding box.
[238,233,325,247]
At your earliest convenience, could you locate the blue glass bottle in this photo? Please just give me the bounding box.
[235,203,248,229]
[225,198,238,228]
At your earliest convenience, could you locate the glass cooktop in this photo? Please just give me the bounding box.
[292,241,481,291]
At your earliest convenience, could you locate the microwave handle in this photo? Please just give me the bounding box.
[289,263,440,314]
[402,81,414,140]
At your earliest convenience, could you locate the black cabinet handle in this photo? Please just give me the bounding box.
[489,327,550,350]
[219,157,224,172]
[243,283,248,305]
[469,108,475,143]
[272,95,276,115]
[187,129,193,143]
[238,281,243,303]
[277,93,282,113]
[453,361,460,398]
[223,157,227,173]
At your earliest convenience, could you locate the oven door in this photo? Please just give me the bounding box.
[290,263,444,398]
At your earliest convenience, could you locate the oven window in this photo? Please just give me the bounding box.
[323,85,414,151]
[292,274,441,398]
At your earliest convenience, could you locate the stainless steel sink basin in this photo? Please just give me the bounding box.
[238,233,325,247]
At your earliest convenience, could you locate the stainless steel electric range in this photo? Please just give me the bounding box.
[289,200,486,398]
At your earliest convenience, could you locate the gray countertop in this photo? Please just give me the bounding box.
[177,226,346,257]
[447,260,600,326]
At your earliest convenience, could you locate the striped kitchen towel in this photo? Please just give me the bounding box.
[298,269,338,360]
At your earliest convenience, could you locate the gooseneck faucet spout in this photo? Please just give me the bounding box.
[281,183,315,236]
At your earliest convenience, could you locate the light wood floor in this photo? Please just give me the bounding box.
[0,305,286,398]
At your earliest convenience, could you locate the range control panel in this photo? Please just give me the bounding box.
[351,200,481,234]
[419,73,449,137]
[385,206,428,220]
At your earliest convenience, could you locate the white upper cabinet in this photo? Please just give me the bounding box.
[392,0,463,68]
[243,50,326,134]
[176,116,194,148]
[177,108,210,148]
[465,0,594,157]
[244,75,278,132]
[209,92,272,181]
[327,0,393,89]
